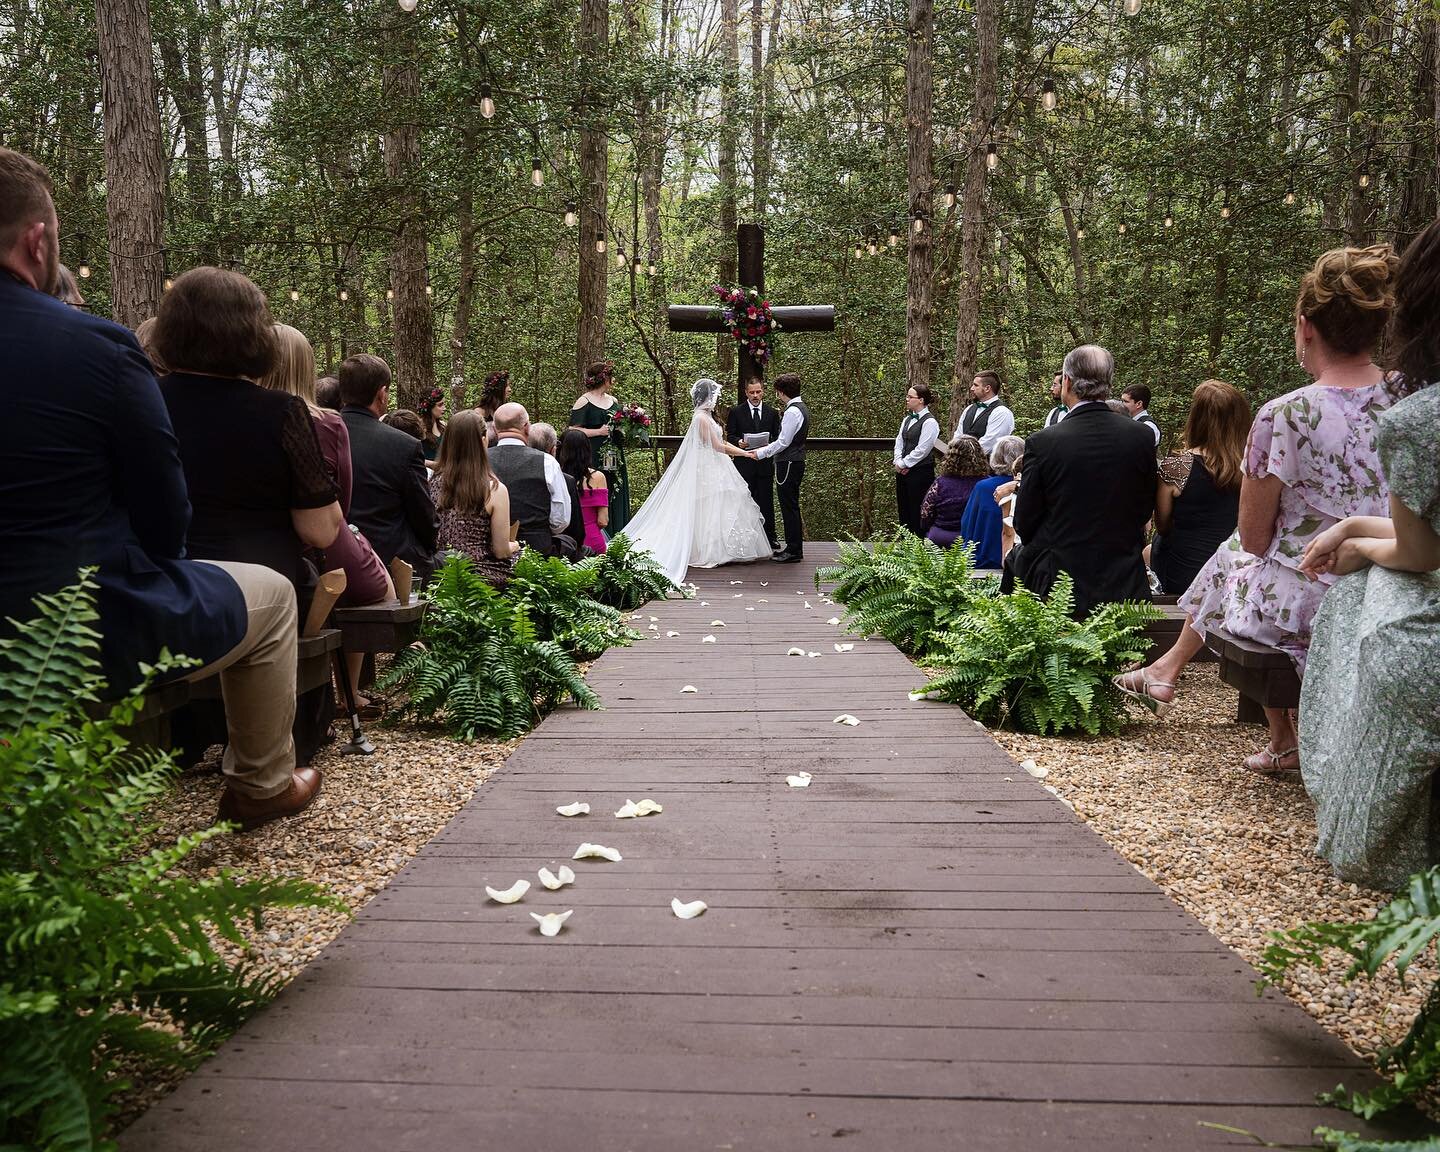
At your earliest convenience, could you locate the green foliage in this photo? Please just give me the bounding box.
[1258,867,1440,1120]
[380,555,605,740]
[576,532,686,611]
[914,574,1160,736]
[1313,1130,1440,1152]
[0,573,340,1152]
[503,548,636,658]
[814,531,1000,659]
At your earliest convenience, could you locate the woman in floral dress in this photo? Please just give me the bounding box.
[1115,244,1401,774]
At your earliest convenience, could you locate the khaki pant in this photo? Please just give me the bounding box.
[187,561,297,799]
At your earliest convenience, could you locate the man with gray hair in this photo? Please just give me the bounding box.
[527,422,558,455]
[1003,343,1157,616]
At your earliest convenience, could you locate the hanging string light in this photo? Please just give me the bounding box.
[289,266,300,302]
[912,214,926,234]
[943,183,957,209]
[1163,204,1174,229]
[985,142,998,171]
[386,287,395,300]
[615,243,627,269]
[1123,0,1141,14]
[1116,220,1127,235]
[564,202,578,227]
[398,0,418,11]
[853,240,864,259]
[479,84,496,120]
[867,236,878,256]
[530,158,544,188]
[888,225,899,248]
[1284,169,1296,206]
[648,256,658,276]
[1041,78,1057,112]
[161,249,173,292]
[1075,218,1086,239]
[1220,185,1232,219]
[76,232,91,279]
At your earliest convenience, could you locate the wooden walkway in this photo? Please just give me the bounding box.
[124,545,1407,1150]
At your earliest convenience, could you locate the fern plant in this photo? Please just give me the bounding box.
[914,574,1160,736]
[1258,866,1440,1121]
[577,532,685,610]
[380,555,603,739]
[816,531,1000,659]
[0,573,340,1152]
[504,548,635,657]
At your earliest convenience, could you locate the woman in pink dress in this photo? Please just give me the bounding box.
[558,427,609,553]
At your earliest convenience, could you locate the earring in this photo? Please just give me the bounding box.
[1298,343,1306,371]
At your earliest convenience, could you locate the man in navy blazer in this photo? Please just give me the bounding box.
[0,148,319,830]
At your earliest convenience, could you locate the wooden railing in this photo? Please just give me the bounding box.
[649,436,895,452]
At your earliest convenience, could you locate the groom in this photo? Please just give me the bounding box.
[726,374,781,549]
[747,372,807,563]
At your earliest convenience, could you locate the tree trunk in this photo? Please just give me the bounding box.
[948,0,997,429]
[383,49,434,409]
[904,0,933,403]
[1344,0,1368,242]
[96,0,165,327]
[576,0,609,379]
[716,0,739,378]
[157,23,214,264]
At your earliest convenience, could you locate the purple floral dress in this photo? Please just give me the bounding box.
[1179,381,1397,674]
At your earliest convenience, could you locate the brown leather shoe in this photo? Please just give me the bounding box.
[216,768,322,832]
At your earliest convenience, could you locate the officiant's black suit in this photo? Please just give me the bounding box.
[1007,401,1157,618]
[726,400,781,548]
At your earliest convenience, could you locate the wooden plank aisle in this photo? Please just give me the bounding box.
[123,544,1409,1150]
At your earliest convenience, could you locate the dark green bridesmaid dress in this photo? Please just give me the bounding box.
[568,398,630,534]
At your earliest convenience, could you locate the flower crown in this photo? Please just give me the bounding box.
[421,387,444,412]
[585,362,614,389]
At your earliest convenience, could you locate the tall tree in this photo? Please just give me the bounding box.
[95,0,164,327]
[717,0,740,378]
[903,0,934,407]
[576,0,609,378]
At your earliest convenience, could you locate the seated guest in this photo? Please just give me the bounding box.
[315,375,342,411]
[1004,344,1157,616]
[1105,398,1130,415]
[261,325,394,711]
[0,147,318,830]
[893,383,941,534]
[418,387,446,461]
[489,402,572,555]
[1121,383,1161,447]
[381,408,425,441]
[920,435,987,549]
[339,353,438,582]
[528,421,559,455]
[1116,244,1400,775]
[531,420,582,553]
[1298,219,1440,888]
[557,427,609,554]
[961,435,1023,568]
[1150,380,1248,595]
[431,410,518,586]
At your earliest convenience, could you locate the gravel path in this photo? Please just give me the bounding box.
[991,663,1428,1084]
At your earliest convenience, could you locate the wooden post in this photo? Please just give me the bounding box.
[736,223,765,390]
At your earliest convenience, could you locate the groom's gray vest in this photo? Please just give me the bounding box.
[777,399,809,462]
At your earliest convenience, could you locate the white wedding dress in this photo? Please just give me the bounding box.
[623,380,772,585]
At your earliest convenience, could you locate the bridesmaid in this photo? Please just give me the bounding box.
[568,360,630,534]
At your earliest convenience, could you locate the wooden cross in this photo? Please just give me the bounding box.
[667,222,836,389]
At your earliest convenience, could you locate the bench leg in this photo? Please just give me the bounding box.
[332,649,376,756]
[1236,694,1266,725]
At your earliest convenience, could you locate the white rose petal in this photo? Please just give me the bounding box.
[615,797,663,818]
[700,601,709,606]
[672,898,708,919]
[702,635,717,644]
[833,714,861,726]
[732,593,744,598]
[834,643,855,653]
[555,801,590,817]
[1043,784,1075,812]
[629,613,644,620]
[787,647,806,656]
[826,617,841,626]
[667,630,680,637]
[907,689,927,701]
[804,601,813,609]
[485,879,531,904]
[758,598,769,603]
[806,651,821,659]
[648,624,658,631]
[537,866,576,890]
[746,606,755,611]
[710,620,727,627]
[1020,759,1049,779]
[786,772,812,788]
[759,581,769,587]
[530,910,573,937]
[573,843,623,862]
[680,685,698,694]
[729,580,743,585]
[649,616,658,622]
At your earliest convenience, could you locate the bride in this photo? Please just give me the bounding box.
[623,378,772,584]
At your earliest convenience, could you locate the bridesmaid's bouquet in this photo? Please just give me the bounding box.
[609,402,653,448]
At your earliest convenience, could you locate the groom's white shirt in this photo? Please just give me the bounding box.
[755,396,803,461]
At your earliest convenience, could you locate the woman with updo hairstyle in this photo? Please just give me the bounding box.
[1116,244,1402,776]
[919,435,988,549]
[418,387,447,461]
[568,360,630,533]
[477,370,511,446]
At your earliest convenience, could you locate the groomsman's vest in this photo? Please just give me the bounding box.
[1136,412,1160,442]
[1044,404,1066,428]
[961,399,1007,440]
[777,399,809,462]
[900,410,938,460]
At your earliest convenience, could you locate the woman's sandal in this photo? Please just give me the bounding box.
[1242,745,1299,776]
[1111,669,1177,718]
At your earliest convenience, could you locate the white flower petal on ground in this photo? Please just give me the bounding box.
[573,843,623,862]
[667,630,680,637]
[555,801,590,817]
[648,624,658,631]
[803,601,813,609]
[649,616,658,622]
[537,867,567,890]
[787,647,806,656]
[700,601,709,606]
[486,879,531,904]
[746,606,755,611]
[1020,759,1049,779]
[730,580,743,585]
[732,593,744,598]
[757,598,769,603]
[530,910,573,937]
[680,685,698,693]
[615,798,663,818]
[1043,784,1075,812]
[908,689,928,701]
[709,620,727,627]
[833,714,861,726]
[629,613,643,620]
[702,635,717,644]
[806,651,821,659]
[834,643,855,653]
[759,582,769,587]
[826,617,841,625]
[672,898,708,919]
[786,772,812,788]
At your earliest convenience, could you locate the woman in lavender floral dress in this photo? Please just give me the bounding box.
[1115,245,1400,774]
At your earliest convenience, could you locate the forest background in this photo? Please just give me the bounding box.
[3,0,1437,537]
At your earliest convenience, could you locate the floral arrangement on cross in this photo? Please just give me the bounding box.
[609,402,653,448]
[713,284,779,365]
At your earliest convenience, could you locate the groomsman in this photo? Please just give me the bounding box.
[953,370,1015,454]
[893,383,940,535]
[726,375,781,549]
[1121,383,1161,448]
[1043,372,1067,428]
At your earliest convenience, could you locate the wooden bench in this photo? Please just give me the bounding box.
[188,629,342,701]
[1139,603,1217,664]
[1204,628,1300,724]
[334,558,426,655]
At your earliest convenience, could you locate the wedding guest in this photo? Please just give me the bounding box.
[1116,244,1400,775]
[1043,373,1066,428]
[134,316,165,372]
[961,435,1024,568]
[952,370,1015,454]
[1150,380,1249,595]
[569,361,630,533]
[54,262,83,307]
[418,386,446,461]
[431,409,518,587]
[1122,383,1161,447]
[0,147,318,830]
[920,435,987,549]
[314,376,342,411]
[478,369,511,420]
[529,421,559,455]
[557,427,609,553]
[1105,398,1130,415]
[381,408,424,440]
[1299,219,1440,888]
[1005,344,1157,616]
[339,353,438,582]
[894,382,941,535]
[491,402,572,555]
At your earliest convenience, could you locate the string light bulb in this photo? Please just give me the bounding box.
[564,203,577,228]
[530,160,544,187]
[479,84,495,120]
[425,283,433,296]
[1284,188,1296,206]
[386,288,394,300]
[398,0,418,10]
[1163,207,1174,228]
[79,262,91,279]
[888,227,899,248]
[1124,0,1141,14]
[867,237,878,256]
[340,288,349,301]
[290,286,300,302]
[595,232,607,254]
[648,259,657,276]
[912,215,925,234]
[1358,171,1370,189]
[632,255,642,274]
[943,184,957,209]
[615,245,626,269]
[1076,221,1086,239]
[1116,221,1127,235]
[853,241,863,259]
[985,143,998,171]
[1041,79,1057,112]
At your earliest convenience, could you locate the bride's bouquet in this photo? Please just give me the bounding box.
[609,402,653,449]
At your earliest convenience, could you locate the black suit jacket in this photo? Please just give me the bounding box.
[341,406,438,577]
[1011,402,1157,616]
[725,401,781,483]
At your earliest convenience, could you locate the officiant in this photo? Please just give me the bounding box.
[726,375,781,550]
[893,382,941,535]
